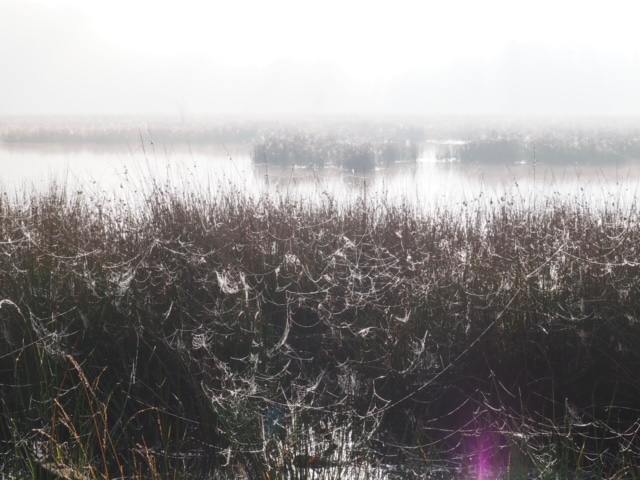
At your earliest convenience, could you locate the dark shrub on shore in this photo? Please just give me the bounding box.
[253,134,419,171]
[1,180,640,478]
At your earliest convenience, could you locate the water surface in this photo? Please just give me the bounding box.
[2,140,639,213]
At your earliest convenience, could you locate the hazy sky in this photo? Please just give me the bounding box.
[2,0,640,116]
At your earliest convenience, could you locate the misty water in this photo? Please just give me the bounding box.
[2,139,640,214]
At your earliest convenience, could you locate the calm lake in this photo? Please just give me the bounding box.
[2,140,640,214]
[0,118,640,208]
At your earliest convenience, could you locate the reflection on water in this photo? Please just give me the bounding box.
[0,143,253,195]
[1,142,640,212]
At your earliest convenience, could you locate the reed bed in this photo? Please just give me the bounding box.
[1,172,640,479]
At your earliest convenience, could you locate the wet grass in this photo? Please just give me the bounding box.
[1,171,640,479]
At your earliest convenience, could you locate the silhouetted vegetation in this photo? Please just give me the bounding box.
[252,134,419,171]
[2,171,640,478]
[453,130,640,165]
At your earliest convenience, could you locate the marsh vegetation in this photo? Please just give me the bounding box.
[2,117,640,478]
[1,170,640,479]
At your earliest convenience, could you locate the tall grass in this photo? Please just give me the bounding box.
[1,170,640,478]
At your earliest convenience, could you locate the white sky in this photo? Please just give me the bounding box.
[2,0,640,116]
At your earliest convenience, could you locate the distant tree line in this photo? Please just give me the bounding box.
[0,117,429,147]
[252,133,420,171]
[0,118,262,145]
[444,133,640,165]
